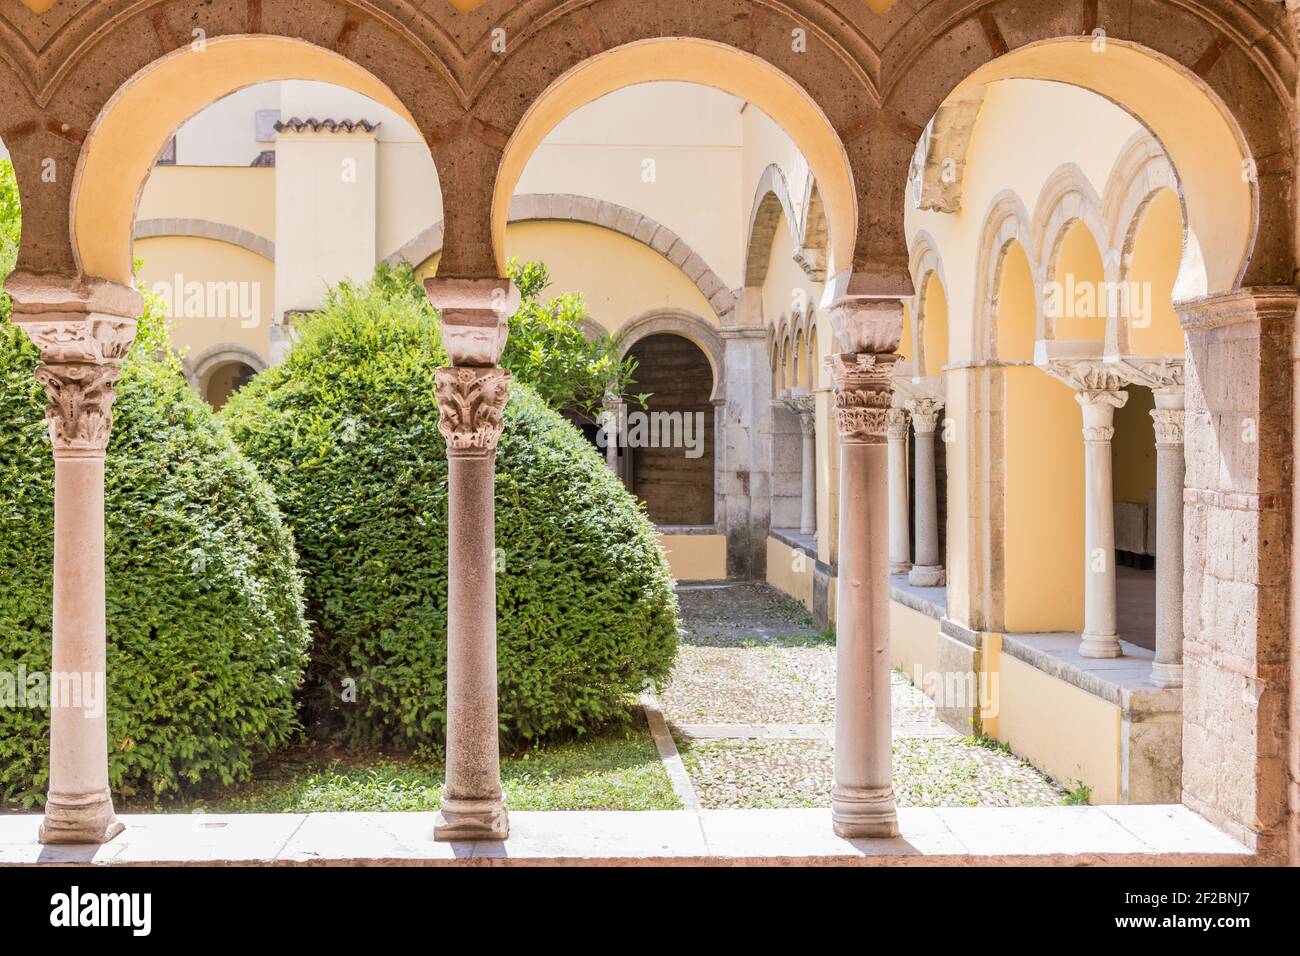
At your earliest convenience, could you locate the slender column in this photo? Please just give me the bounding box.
[425,276,519,842]
[8,282,141,845]
[826,297,902,839]
[906,398,945,587]
[38,364,124,844]
[1045,362,1130,659]
[600,393,623,478]
[12,283,139,845]
[784,392,818,536]
[1077,388,1128,658]
[1149,392,1185,688]
[886,402,911,575]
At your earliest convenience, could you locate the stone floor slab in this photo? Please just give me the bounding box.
[0,806,1251,866]
[699,807,966,859]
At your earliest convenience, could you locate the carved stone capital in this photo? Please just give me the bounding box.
[783,392,817,435]
[824,352,899,443]
[827,298,904,355]
[1150,408,1185,446]
[435,366,512,454]
[1126,357,1184,393]
[424,277,519,367]
[1043,359,1131,393]
[33,362,122,457]
[885,407,910,441]
[905,397,943,435]
[1077,388,1128,443]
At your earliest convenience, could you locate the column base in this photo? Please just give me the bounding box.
[433,793,509,841]
[889,561,911,576]
[38,789,124,845]
[1149,661,1183,689]
[1079,632,1123,659]
[907,565,946,587]
[830,784,900,838]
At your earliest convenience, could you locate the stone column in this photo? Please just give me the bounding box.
[886,401,911,575]
[825,297,902,839]
[1130,362,1186,689]
[424,276,519,842]
[784,392,817,535]
[906,398,945,587]
[720,322,772,579]
[1078,389,1127,658]
[5,274,142,845]
[600,392,623,479]
[1046,362,1131,659]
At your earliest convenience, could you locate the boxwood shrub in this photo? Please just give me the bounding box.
[0,296,310,805]
[221,277,679,748]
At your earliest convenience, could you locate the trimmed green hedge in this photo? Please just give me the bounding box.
[0,299,310,805]
[222,277,679,748]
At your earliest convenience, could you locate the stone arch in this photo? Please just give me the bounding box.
[794,174,829,280]
[910,85,988,214]
[55,26,454,286]
[745,163,801,287]
[882,14,1291,293]
[384,194,736,321]
[485,33,865,284]
[182,342,268,393]
[973,190,1040,362]
[908,230,948,378]
[1102,131,1188,293]
[1032,163,1109,284]
[133,219,275,261]
[618,308,724,403]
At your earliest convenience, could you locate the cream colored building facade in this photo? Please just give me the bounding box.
[138,74,1200,812]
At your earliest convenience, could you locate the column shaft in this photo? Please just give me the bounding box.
[799,419,817,536]
[42,453,122,844]
[1150,406,1185,687]
[1078,390,1127,659]
[433,365,512,841]
[907,399,945,587]
[886,408,910,575]
[827,351,898,838]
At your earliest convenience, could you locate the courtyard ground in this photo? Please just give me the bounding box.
[23,582,1068,815]
[659,582,1067,810]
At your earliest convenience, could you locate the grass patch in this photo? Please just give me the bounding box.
[115,714,679,813]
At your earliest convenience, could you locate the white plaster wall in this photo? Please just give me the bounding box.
[173,83,282,166]
[273,131,377,319]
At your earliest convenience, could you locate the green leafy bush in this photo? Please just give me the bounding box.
[222,275,679,748]
[0,290,311,804]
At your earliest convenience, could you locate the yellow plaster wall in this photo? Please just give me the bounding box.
[921,274,949,374]
[1125,188,1185,356]
[889,601,942,687]
[134,236,275,361]
[658,533,726,581]
[995,653,1121,804]
[503,220,714,330]
[1003,368,1085,632]
[765,537,815,612]
[137,167,276,240]
[1051,220,1106,341]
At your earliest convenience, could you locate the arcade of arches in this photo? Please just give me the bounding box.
[1,0,1298,863]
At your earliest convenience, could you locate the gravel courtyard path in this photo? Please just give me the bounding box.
[659,583,1066,810]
